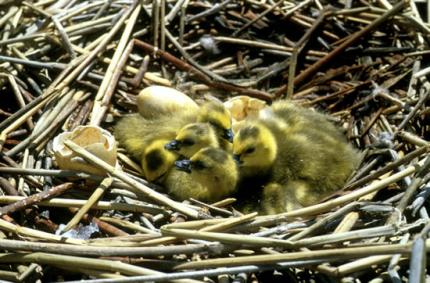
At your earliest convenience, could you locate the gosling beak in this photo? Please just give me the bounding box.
[223,128,234,143]
[233,154,242,164]
[175,159,192,173]
[165,140,181,151]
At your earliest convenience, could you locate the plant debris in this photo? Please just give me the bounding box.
[0,0,429,282]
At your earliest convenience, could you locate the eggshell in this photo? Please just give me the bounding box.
[224,96,268,125]
[52,125,117,175]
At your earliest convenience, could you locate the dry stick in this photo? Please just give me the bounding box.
[165,0,186,23]
[63,140,200,219]
[0,155,42,188]
[152,0,160,48]
[160,0,166,51]
[0,196,164,214]
[288,202,359,241]
[286,9,326,98]
[0,6,18,29]
[0,253,202,283]
[187,0,232,22]
[0,239,219,257]
[126,55,150,88]
[70,42,170,86]
[292,225,397,247]
[395,84,430,133]
[0,183,73,216]
[162,228,294,249]
[90,4,141,126]
[386,156,430,225]
[0,167,103,180]
[98,217,157,234]
[0,74,34,129]
[0,218,84,245]
[144,213,257,246]
[22,1,52,17]
[5,90,83,157]
[334,175,390,234]
[174,241,423,270]
[397,131,429,147]
[0,177,18,196]
[409,235,426,283]
[60,259,329,283]
[178,0,188,46]
[17,262,41,282]
[408,222,430,283]
[52,17,77,59]
[232,0,284,36]
[359,107,384,138]
[164,29,227,83]
[189,198,233,217]
[133,39,273,101]
[54,1,137,92]
[276,0,407,96]
[0,90,58,142]
[344,145,428,191]
[61,177,113,233]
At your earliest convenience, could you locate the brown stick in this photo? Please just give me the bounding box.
[0,183,73,215]
[133,39,273,101]
[277,0,407,95]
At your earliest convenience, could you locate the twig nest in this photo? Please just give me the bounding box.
[224,96,268,132]
[52,126,117,175]
[137,86,198,119]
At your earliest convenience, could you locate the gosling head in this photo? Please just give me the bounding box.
[175,147,239,200]
[233,123,277,175]
[198,100,234,143]
[165,123,220,158]
[142,139,178,182]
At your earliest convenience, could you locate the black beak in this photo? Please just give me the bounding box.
[223,128,234,143]
[165,140,181,151]
[175,159,192,173]
[233,154,242,164]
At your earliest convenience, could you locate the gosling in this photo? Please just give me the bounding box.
[165,147,239,202]
[164,122,220,158]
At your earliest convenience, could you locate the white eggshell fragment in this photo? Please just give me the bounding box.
[137,86,199,119]
[52,126,117,175]
[224,96,268,133]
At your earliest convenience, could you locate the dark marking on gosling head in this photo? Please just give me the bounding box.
[239,126,260,140]
[188,124,210,136]
[146,149,164,171]
[199,147,229,164]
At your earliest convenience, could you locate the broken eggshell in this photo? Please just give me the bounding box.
[224,96,268,133]
[52,125,117,175]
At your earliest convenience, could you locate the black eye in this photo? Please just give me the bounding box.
[181,138,195,146]
[192,160,207,170]
[245,147,255,154]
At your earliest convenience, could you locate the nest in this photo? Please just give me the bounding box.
[0,0,429,282]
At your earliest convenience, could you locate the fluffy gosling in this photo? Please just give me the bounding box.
[166,147,239,202]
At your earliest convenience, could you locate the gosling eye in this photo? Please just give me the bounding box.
[244,147,255,154]
[192,160,207,170]
[181,138,195,146]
